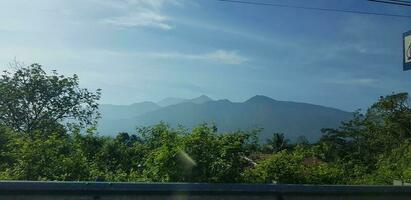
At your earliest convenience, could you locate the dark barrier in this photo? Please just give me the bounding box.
[0,181,410,200]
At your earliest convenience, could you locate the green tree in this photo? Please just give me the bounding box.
[318,92,411,183]
[91,133,145,181]
[0,125,17,172]
[213,131,256,183]
[245,146,344,184]
[263,132,289,153]
[3,131,89,181]
[363,141,411,185]
[321,93,411,163]
[181,125,256,183]
[182,124,219,182]
[141,123,184,182]
[0,63,101,134]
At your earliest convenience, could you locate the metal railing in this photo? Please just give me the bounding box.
[0,181,410,200]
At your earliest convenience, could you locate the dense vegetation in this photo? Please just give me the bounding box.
[0,64,410,184]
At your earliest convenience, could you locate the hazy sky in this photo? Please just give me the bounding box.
[0,0,410,111]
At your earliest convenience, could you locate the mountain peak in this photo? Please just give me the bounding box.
[199,94,211,99]
[246,95,276,103]
[189,95,213,104]
[157,95,213,107]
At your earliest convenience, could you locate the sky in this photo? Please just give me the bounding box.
[0,0,410,111]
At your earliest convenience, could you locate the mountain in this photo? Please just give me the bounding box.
[188,95,213,104]
[157,97,186,107]
[97,95,352,142]
[100,101,160,120]
[157,95,212,107]
[98,102,161,134]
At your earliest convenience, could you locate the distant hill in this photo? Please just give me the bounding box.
[157,97,186,107]
[157,95,212,107]
[100,102,160,120]
[98,102,161,134]
[97,95,352,142]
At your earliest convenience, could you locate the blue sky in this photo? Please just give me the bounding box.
[0,0,410,111]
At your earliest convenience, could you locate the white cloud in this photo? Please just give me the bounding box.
[325,78,377,86]
[92,0,181,9]
[145,50,248,65]
[99,0,186,30]
[102,11,172,30]
[124,0,183,8]
[205,50,248,65]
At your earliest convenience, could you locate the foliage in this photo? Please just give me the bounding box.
[362,141,411,185]
[244,146,343,184]
[263,132,290,153]
[0,63,101,134]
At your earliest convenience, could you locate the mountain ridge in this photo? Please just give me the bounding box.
[156,95,213,107]
[98,95,352,142]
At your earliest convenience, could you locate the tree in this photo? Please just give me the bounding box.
[213,131,256,183]
[244,147,344,184]
[318,93,411,183]
[263,132,289,153]
[0,63,101,133]
[182,124,219,182]
[0,125,17,171]
[4,131,90,181]
[321,93,411,163]
[363,141,411,185]
[141,123,184,182]
[115,132,142,146]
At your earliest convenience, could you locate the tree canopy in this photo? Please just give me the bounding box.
[0,63,101,134]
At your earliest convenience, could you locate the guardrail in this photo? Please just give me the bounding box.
[0,181,410,200]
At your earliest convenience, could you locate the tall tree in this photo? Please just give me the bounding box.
[264,132,289,153]
[0,63,101,133]
[319,92,411,182]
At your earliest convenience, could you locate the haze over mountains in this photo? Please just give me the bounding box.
[98,95,353,142]
[157,95,213,107]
